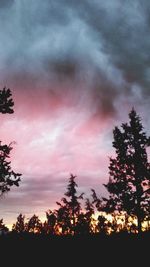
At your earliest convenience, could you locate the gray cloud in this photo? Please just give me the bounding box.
[79,1,150,92]
[0,0,14,9]
[0,174,66,222]
[2,0,148,118]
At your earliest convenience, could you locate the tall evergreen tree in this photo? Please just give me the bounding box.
[104,109,150,233]
[12,213,26,233]
[0,87,21,195]
[56,174,84,235]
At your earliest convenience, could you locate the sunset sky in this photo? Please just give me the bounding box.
[0,0,150,227]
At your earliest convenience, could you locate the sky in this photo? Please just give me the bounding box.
[0,0,150,227]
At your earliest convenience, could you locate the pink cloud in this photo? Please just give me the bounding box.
[0,85,114,227]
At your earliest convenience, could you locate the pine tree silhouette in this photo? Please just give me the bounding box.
[12,213,26,233]
[103,109,150,233]
[56,174,84,235]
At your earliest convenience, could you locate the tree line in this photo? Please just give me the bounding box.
[0,88,149,235]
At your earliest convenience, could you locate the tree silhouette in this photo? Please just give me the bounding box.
[97,215,108,234]
[0,87,21,195]
[103,109,150,233]
[45,210,57,235]
[84,198,95,234]
[56,202,71,235]
[0,218,9,233]
[27,214,42,233]
[76,199,95,235]
[0,87,14,114]
[56,174,84,235]
[12,213,26,233]
[91,188,102,211]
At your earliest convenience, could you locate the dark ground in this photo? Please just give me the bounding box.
[0,232,149,265]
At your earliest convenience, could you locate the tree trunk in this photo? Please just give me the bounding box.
[136,181,142,234]
[72,212,75,235]
[137,196,142,234]
[137,214,142,234]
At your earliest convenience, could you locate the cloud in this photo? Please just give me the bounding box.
[0,0,14,9]
[0,0,124,118]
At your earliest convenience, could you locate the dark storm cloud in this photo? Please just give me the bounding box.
[0,0,14,9]
[0,0,150,116]
[74,0,150,93]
